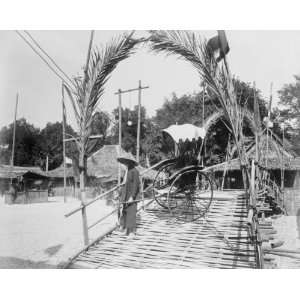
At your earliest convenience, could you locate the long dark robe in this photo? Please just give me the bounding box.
[120,166,140,234]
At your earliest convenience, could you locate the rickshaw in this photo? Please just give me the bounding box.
[153,124,213,222]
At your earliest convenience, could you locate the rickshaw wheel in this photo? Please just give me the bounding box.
[153,162,177,209]
[167,169,213,222]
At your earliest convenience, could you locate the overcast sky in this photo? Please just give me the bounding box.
[1,30,300,130]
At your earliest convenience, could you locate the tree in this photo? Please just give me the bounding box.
[0,118,41,166]
[155,92,214,129]
[39,122,78,170]
[276,75,300,154]
[63,31,141,245]
[152,79,268,166]
[278,75,300,128]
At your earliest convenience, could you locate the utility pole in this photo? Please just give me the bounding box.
[62,83,67,203]
[10,93,19,176]
[46,155,49,173]
[115,81,149,165]
[136,80,142,163]
[118,89,122,186]
[202,83,206,165]
[281,123,285,192]
[266,82,273,170]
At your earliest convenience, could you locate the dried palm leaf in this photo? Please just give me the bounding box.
[149,30,250,186]
[64,31,142,156]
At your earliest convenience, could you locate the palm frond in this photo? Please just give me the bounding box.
[65,31,142,156]
[149,30,250,181]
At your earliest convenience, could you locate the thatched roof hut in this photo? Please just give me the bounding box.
[47,145,156,182]
[204,133,299,172]
[47,164,75,179]
[87,145,156,181]
[0,164,47,179]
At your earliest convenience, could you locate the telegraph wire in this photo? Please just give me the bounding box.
[23,30,76,89]
[15,30,76,94]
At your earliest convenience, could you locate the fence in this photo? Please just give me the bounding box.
[64,161,160,250]
[5,190,48,204]
[52,186,96,199]
[283,188,300,216]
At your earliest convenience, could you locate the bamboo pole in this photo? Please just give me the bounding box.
[251,159,256,207]
[202,83,206,163]
[221,135,231,190]
[62,83,67,203]
[118,89,122,186]
[46,155,49,173]
[115,82,149,164]
[281,123,285,203]
[10,93,18,173]
[80,30,94,246]
[266,83,273,169]
[136,80,142,163]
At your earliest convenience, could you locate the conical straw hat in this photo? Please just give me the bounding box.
[117,153,138,166]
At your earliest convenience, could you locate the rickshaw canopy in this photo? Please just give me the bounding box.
[163,124,206,144]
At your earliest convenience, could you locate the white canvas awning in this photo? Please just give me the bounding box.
[163,124,206,143]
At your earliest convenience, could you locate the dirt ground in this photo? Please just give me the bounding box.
[271,215,300,268]
[0,195,117,269]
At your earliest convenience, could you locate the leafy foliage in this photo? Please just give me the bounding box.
[0,118,41,166]
[0,115,110,170]
[276,75,300,154]
[64,32,142,162]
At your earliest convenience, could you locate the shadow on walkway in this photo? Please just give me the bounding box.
[0,256,58,269]
[44,244,63,257]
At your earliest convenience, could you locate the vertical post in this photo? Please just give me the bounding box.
[251,159,256,207]
[79,30,94,246]
[253,82,261,189]
[62,86,67,203]
[79,152,89,245]
[83,30,94,92]
[266,82,273,170]
[202,83,205,127]
[118,89,122,186]
[136,80,142,163]
[10,93,19,171]
[141,178,144,209]
[46,155,49,173]
[281,124,285,204]
[174,121,178,156]
[202,83,206,163]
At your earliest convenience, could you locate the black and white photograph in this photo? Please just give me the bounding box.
[4,1,300,298]
[1,28,300,271]
[3,9,300,300]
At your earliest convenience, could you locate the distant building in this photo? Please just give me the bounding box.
[47,145,156,198]
[0,164,48,204]
[204,134,300,189]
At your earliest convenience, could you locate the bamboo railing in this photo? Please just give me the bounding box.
[64,163,158,246]
[246,159,265,268]
[64,158,268,268]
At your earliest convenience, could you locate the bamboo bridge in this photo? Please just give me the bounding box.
[62,154,288,269]
[62,177,285,269]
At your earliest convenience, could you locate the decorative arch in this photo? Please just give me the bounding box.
[203,108,257,135]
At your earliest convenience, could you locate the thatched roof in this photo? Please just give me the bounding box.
[47,145,157,182]
[88,145,157,181]
[47,165,75,178]
[204,133,300,172]
[87,145,128,180]
[204,156,300,172]
[0,164,47,179]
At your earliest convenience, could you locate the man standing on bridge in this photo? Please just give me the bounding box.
[117,155,140,237]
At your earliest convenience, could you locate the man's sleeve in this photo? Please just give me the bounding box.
[131,170,140,200]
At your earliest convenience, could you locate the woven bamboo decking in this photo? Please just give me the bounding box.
[67,190,257,269]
